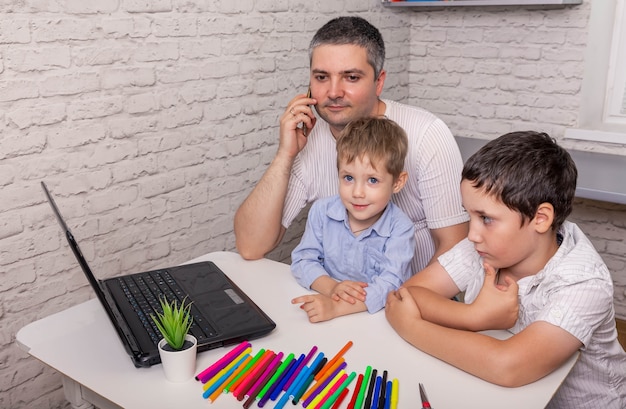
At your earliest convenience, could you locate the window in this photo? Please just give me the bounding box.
[567,0,626,143]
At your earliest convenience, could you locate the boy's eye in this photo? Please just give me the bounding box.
[343,175,354,182]
[481,215,493,224]
[368,177,378,184]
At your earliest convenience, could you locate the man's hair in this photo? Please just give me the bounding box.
[336,117,408,180]
[462,131,577,230]
[309,16,385,79]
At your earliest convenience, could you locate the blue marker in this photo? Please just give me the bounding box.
[270,353,304,401]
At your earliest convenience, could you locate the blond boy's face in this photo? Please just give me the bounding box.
[338,155,404,232]
[461,180,539,273]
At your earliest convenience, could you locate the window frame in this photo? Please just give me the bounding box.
[567,0,626,144]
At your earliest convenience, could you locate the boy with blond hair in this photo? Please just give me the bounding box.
[291,117,415,322]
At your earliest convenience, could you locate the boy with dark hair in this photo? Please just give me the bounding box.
[386,131,626,408]
[291,117,415,322]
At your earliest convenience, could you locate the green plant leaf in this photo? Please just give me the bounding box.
[150,295,194,351]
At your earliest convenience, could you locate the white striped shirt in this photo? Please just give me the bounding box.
[440,221,626,408]
[283,99,469,274]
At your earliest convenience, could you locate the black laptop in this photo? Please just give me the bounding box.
[41,181,275,368]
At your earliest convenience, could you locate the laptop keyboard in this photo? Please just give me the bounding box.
[118,270,217,346]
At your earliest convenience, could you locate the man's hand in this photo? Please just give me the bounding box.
[279,93,317,159]
[469,263,519,330]
[330,280,368,304]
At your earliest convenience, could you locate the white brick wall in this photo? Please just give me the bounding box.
[1,1,624,408]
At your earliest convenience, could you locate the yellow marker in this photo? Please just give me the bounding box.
[390,378,399,409]
[308,370,345,408]
[202,346,252,391]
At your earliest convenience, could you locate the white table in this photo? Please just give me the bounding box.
[16,251,577,409]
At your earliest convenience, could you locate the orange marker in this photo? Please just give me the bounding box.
[315,341,353,381]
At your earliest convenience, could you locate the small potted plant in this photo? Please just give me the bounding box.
[151,296,197,382]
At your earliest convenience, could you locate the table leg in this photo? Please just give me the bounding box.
[62,376,94,409]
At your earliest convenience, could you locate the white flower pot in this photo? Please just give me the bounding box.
[157,334,197,382]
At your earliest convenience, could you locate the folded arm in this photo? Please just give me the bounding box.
[385,287,581,387]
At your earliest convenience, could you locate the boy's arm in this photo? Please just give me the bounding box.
[385,287,582,387]
[405,263,519,331]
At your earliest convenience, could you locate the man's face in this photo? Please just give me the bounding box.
[310,44,385,137]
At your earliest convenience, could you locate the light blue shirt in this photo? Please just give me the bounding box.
[291,195,415,313]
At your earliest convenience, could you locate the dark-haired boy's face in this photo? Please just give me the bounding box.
[461,180,541,275]
[310,44,385,138]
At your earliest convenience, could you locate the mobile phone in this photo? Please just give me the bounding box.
[303,87,311,136]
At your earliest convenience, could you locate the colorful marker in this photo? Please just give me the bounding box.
[390,378,399,409]
[207,354,252,402]
[225,348,266,392]
[363,368,378,409]
[303,361,347,408]
[283,345,318,391]
[233,350,275,400]
[196,340,250,382]
[314,372,349,409]
[320,371,356,409]
[346,373,364,409]
[315,341,353,381]
[384,380,393,409]
[331,387,350,409]
[292,356,327,404]
[270,353,304,400]
[371,375,382,409]
[259,357,297,406]
[307,370,345,409]
[354,366,372,409]
[202,346,251,391]
[201,352,249,398]
[257,353,294,401]
[302,358,346,404]
[378,370,388,409]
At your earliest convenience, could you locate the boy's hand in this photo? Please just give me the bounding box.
[331,280,368,304]
[470,263,519,330]
[291,294,338,323]
[385,287,423,339]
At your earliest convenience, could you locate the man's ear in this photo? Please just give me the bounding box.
[533,202,555,233]
[393,171,408,193]
[375,70,386,97]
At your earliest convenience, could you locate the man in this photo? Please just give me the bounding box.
[234,16,468,273]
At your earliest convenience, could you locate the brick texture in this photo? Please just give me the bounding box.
[0,1,624,408]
